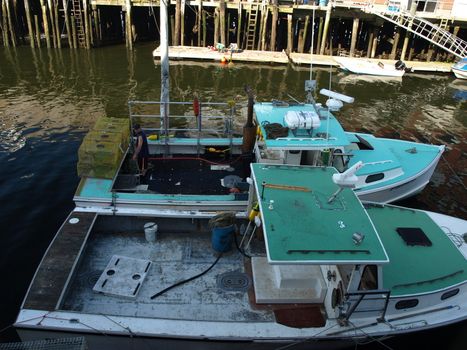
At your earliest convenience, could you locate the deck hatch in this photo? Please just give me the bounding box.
[396,227,432,247]
[93,255,152,299]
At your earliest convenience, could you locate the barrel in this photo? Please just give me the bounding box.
[211,225,235,252]
[144,222,158,242]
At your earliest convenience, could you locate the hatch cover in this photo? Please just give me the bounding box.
[93,255,152,299]
[217,272,251,292]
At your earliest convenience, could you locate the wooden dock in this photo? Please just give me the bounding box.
[153,46,454,73]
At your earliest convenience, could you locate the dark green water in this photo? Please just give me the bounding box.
[0,43,466,348]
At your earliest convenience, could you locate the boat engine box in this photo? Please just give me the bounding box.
[284,111,320,136]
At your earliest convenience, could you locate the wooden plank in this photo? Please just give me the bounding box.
[264,183,311,192]
[23,211,96,310]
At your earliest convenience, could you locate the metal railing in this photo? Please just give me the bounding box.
[339,289,391,324]
[128,100,237,154]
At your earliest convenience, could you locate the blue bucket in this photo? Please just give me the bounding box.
[319,0,328,6]
[211,225,235,253]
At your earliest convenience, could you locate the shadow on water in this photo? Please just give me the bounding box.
[0,43,465,347]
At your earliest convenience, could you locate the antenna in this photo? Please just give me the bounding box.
[328,161,364,203]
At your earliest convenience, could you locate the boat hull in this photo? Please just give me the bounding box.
[355,145,443,203]
[452,67,467,79]
[334,57,405,77]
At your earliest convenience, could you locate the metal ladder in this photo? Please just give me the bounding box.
[71,0,86,48]
[245,4,259,50]
[369,9,467,58]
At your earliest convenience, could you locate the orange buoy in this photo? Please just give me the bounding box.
[220,56,227,64]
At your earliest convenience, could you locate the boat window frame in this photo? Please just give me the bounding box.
[395,299,419,310]
[441,288,460,300]
[365,173,385,183]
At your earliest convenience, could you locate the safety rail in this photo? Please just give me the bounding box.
[339,289,391,324]
[128,100,237,154]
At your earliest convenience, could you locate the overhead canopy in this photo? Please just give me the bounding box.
[251,164,389,265]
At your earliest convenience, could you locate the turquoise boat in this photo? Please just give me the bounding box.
[16,163,467,348]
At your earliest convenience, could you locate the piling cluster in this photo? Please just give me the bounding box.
[1,1,465,62]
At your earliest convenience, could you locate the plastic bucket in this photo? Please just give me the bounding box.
[144,222,158,242]
[319,0,328,6]
[211,225,235,253]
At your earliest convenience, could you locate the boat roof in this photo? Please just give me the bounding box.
[366,204,467,296]
[254,103,351,149]
[250,164,389,265]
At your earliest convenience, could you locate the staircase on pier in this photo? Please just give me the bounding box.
[369,9,467,58]
[245,4,259,50]
[71,0,86,48]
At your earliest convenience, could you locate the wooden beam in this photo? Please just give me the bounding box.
[236,2,242,48]
[270,2,277,51]
[174,0,180,46]
[40,0,51,48]
[349,17,359,57]
[53,0,61,48]
[70,15,77,48]
[124,0,132,49]
[287,14,292,54]
[320,5,331,55]
[400,31,410,61]
[390,27,400,60]
[181,0,185,46]
[34,14,41,47]
[5,0,17,46]
[23,0,35,47]
[260,6,268,51]
[2,0,10,46]
[219,0,226,45]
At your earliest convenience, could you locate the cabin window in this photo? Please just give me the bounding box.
[332,149,345,172]
[365,173,384,183]
[395,299,419,310]
[441,289,460,300]
[358,265,378,290]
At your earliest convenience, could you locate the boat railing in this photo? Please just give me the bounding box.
[128,100,238,152]
[339,289,391,324]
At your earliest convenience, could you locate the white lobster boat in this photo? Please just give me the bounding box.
[334,57,406,77]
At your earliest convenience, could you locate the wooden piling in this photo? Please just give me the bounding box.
[23,0,35,47]
[270,1,277,52]
[71,15,77,48]
[175,0,180,46]
[124,0,132,49]
[40,0,51,48]
[97,8,102,42]
[47,0,56,47]
[53,0,61,48]
[320,4,331,55]
[366,24,373,57]
[214,7,219,45]
[170,14,175,45]
[390,28,400,59]
[219,0,226,45]
[34,15,41,47]
[181,0,185,46]
[298,15,309,54]
[5,0,17,46]
[260,6,268,51]
[202,8,206,47]
[349,17,359,57]
[62,0,72,48]
[316,16,323,55]
[400,31,410,61]
[92,6,99,46]
[2,0,10,46]
[370,27,378,58]
[197,1,202,46]
[287,14,292,54]
[237,2,242,48]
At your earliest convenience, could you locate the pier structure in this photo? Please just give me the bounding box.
[1,0,466,62]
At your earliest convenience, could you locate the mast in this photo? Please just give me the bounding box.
[160,0,170,144]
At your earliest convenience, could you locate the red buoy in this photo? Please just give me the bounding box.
[193,97,200,117]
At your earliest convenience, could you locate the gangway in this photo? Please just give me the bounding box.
[367,8,467,58]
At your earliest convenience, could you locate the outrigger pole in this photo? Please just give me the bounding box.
[160,0,170,155]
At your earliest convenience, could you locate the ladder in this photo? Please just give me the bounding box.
[369,9,467,58]
[245,4,259,50]
[71,0,86,48]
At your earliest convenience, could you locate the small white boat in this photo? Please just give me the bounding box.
[334,56,406,77]
[452,58,467,79]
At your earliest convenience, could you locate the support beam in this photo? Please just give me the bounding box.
[237,2,242,48]
[62,0,72,48]
[260,6,268,51]
[47,0,57,47]
[319,4,331,55]
[174,0,180,46]
[349,18,359,57]
[181,0,185,46]
[366,25,373,58]
[287,14,292,54]
[270,2,277,52]
[40,0,51,48]
[71,15,77,48]
[23,0,35,47]
[316,16,323,54]
[2,0,10,46]
[197,0,201,46]
[400,31,410,61]
[5,0,17,46]
[390,27,400,60]
[202,7,206,47]
[160,0,170,143]
[298,15,309,54]
[53,0,61,48]
[124,0,132,49]
[214,7,219,45]
[370,27,378,58]
[34,14,41,47]
[219,0,226,45]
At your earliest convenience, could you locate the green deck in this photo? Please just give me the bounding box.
[251,164,389,264]
[366,205,467,296]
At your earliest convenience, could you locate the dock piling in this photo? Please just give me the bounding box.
[390,27,401,59]
[270,2,277,51]
[40,0,51,48]
[287,14,292,53]
[34,14,41,47]
[320,4,331,55]
[220,0,226,45]
[23,0,35,47]
[350,18,359,57]
[175,0,180,46]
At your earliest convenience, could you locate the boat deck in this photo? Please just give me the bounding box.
[22,212,96,311]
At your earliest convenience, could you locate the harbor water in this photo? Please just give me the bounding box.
[0,43,466,348]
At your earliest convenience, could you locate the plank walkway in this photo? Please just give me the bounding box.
[23,211,96,311]
[153,46,453,73]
